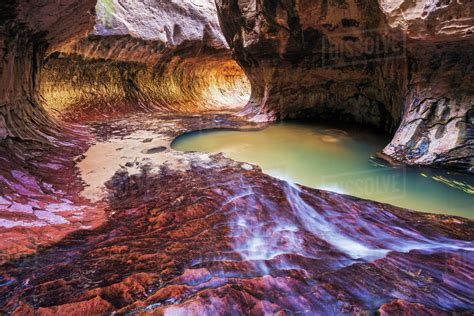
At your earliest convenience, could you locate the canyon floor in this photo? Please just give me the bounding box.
[2,0,473,313]
[0,113,472,314]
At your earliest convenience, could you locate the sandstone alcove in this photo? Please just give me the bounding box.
[40,52,251,121]
[0,0,473,314]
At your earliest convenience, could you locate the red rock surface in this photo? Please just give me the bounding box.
[0,0,473,314]
[0,114,472,314]
[0,119,106,262]
[1,0,102,261]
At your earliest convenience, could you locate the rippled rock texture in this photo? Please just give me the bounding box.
[0,0,249,257]
[0,0,101,261]
[1,0,473,314]
[0,0,95,136]
[40,0,250,122]
[41,53,249,122]
[0,114,473,314]
[216,0,473,172]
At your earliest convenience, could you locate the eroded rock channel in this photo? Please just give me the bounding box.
[0,0,473,314]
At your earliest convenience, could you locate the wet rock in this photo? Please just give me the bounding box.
[215,0,473,172]
[1,153,472,314]
[143,146,167,154]
[0,0,472,314]
[241,163,253,171]
[0,0,104,261]
[0,114,472,314]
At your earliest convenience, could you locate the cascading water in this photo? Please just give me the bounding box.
[187,169,473,312]
[2,0,473,313]
[226,177,473,269]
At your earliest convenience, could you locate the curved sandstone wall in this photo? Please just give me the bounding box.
[39,0,250,122]
[0,0,250,258]
[40,52,249,122]
[216,0,473,172]
[0,0,98,260]
[3,0,470,171]
[0,0,95,139]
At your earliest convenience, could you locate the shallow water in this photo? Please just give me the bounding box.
[172,121,473,218]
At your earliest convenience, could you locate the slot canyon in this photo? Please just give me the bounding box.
[0,0,473,314]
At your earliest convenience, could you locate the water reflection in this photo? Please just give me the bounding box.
[172,121,473,218]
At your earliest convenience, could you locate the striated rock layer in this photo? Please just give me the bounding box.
[0,114,473,314]
[40,52,249,122]
[39,0,250,122]
[0,0,473,314]
[0,0,104,261]
[0,0,249,257]
[383,40,473,172]
[0,0,95,137]
[215,0,473,172]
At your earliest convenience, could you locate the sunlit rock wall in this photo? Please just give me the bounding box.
[40,53,249,122]
[40,0,250,121]
[216,0,473,172]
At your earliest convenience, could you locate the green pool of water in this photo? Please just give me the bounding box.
[172,121,473,218]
